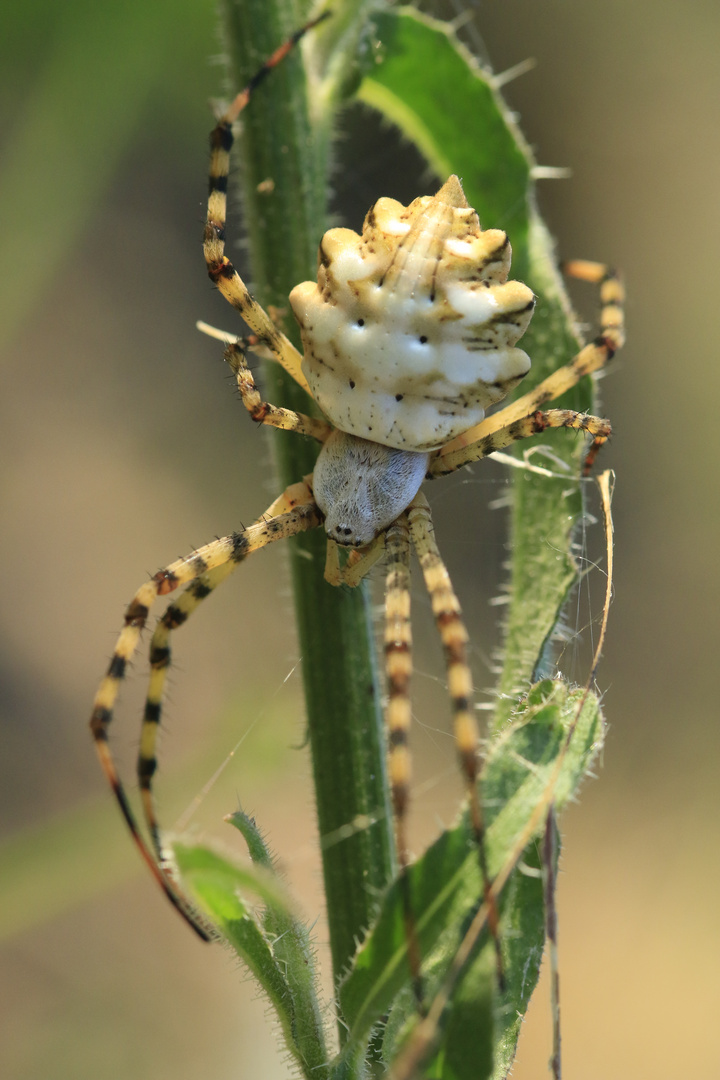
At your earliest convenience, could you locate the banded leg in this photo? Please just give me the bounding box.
[225,341,331,442]
[407,493,504,987]
[138,478,317,858]
[90,486,321,937]
[141,563,236,859]
[428,408,612,479]
[384,516,424,1006]
[436,263,625,462]
[203,14,330,395]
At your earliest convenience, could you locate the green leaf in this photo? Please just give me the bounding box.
[339,681,604,1078]
[227,811,330,1073]
[360,7,532,261]
[174,836,330,1080]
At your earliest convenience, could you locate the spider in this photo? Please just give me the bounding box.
[90,13,624,1009]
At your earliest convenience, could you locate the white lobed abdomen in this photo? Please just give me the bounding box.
[290,176,535,452]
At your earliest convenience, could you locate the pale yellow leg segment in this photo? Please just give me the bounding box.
[322,533,386,588]
[340,534,386,588]
[323,537,342,586]
[436,263,624,462]
[139,560,237,858]
[383,516,425,1006]
[225,342,331,442]
[262,477,316,518]
[429,407,612,478]
[202,16,334,398]
[204,158,308,392]
[90,488,321,936]
[407,492,505,988]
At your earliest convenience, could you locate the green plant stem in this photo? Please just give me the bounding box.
[220,0,395,1001]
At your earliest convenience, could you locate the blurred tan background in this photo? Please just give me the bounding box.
[1,1,718,1077]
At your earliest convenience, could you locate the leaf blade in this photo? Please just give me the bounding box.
[339,680,604,1078]
[174,837,330,1080]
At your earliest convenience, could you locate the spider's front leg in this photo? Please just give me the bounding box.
[90,486,322,936]
[203,85,311,393]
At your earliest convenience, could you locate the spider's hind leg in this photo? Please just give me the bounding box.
[407,492,505,990]
[383,514,426,1007]
[563,258,625,352]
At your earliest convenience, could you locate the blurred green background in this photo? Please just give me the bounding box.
[1,1,718,1077]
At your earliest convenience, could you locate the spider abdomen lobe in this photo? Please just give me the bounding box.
[290,175,534,453]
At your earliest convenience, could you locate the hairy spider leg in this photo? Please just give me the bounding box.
[383,514,425,1007]
[135,335,328,860]
[429,408,613,478]
[90,495,322,937]
[435,263,625,471]
[224,340,331,442]
[137,479,318,860]
[203,14,331,395]
[407,493,504,988]
[140,561,240,860]
[222,11,331,127]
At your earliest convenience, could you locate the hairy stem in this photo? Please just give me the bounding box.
[219,0,395,1002]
